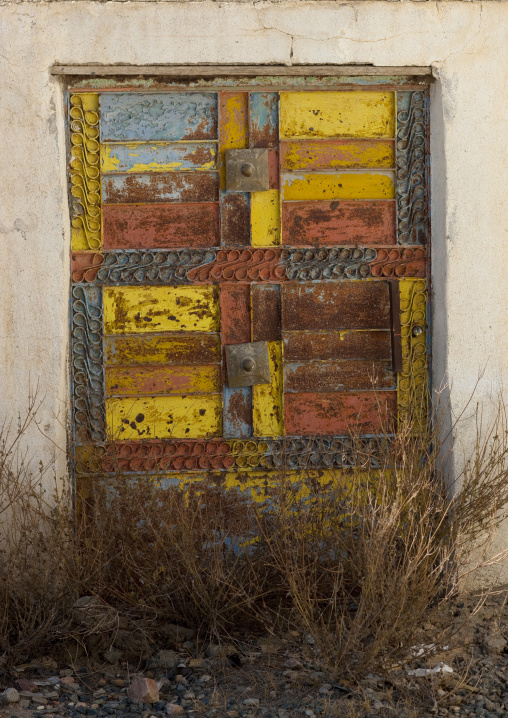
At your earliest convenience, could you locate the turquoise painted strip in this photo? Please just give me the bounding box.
[99,92,218,141]
[101,142,218,173]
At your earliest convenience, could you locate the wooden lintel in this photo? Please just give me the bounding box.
[51,64,432,78]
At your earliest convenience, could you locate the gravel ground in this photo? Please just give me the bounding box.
[1,592,507,718]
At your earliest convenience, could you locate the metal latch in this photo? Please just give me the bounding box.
[225,341,271,387]
[225,149,270,192]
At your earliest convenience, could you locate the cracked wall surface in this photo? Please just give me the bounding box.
[1,0,507,578]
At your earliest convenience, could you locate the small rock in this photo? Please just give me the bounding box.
[483,634,507,655]
[111,679,125,688]
[61,677,76,685]
[189,658,205,668]
[103,646,124,664]
[160,624,196,644]
[148,650,179,669]
[284,658,302,669]
[73,596,117,631]
[3,688,20,703]
[128,677,159,704]
[199,675,212,684]
[17,679,38,692]
[165,704,184,715]
[31,694,48,705]
[205,643,221,658]
[19,698,30,709]
[243,698,260,707]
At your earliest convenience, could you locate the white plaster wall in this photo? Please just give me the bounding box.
[1,1,507,574]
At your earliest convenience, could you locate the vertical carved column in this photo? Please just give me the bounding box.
[69,94,101,250]
[398,279,428,429]
[71,285,105,443]
[396,91,428,245]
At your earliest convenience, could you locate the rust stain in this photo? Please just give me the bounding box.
[369,247,426,278]
[281,282,391,332]
[220,283,251,385]
[284,391,397,436]
[71,251,104,282]
[220,284,251,345]
[284,361,396,392]
[224,388,252,439]
[283,330,392,362]
[251,284,281,342]
[102,203,220,250]
[282,200,396,246]
[102,172,219,204]
[221,193,250,246]
[268,149,279,190]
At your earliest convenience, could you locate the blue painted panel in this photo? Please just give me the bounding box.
[249,92,279,148]
[223,387,252,438]
[101,142,218,173]
[100,93,218,141]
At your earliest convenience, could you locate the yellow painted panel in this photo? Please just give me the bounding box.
[106,394,222,440]
[281,172,394,201]
[251,189,281,246]
[219,93,249,187]
[280,91,395,139]
[105,364,221,396]
[104,333,221,365]
[398,279,428,430]
[281,139,395,170]
[253,341,283,437]
[103,285,220,335]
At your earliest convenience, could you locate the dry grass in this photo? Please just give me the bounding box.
[0,392,508,690]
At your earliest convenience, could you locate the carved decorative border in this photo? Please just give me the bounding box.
[71,246,427,285]
[75,436,386,474]
[69,94,102,250]
[396,91,428,245]
[71,285,105,443]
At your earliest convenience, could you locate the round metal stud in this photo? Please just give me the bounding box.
[412,325,424,337]
[242,358,256,372]
[241,163,255,177]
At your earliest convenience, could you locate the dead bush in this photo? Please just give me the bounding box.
[0,391,507,681]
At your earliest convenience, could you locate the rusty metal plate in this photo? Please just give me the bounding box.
[226,341,271,388]
[226,149,269,192]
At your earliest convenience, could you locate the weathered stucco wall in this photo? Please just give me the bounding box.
[1,1,507,575]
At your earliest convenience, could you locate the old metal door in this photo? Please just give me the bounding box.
[69,74,429,490]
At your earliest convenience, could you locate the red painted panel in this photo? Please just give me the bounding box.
[284,361,395,392]
[105,364,220,396]
[251,284,281,342]
[284,391,397,435]
[283,330,392,362]
[282,200,396,246]
[221,193,250,246]
[102,203,220,249]
[102,172,219,204]
[220,283,251,345]
[281,282,391,331]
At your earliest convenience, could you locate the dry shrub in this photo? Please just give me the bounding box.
[0,393,508,678]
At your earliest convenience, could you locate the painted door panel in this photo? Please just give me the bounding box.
[70,82,429,474]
